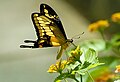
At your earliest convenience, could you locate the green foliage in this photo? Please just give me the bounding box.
[80,39,106,51]
[48,12,120,82]
[48,46,103,82]
[111,33,120,55]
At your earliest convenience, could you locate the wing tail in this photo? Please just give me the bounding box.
[20,45,35,48]
[20,40,37,48]
[24,40,36,43]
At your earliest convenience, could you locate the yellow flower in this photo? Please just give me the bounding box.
[88,20,109,32]
[88,23,98,32]
[97,20,109,27]
[115,65,120,73]
[47,60,68,73]
[70,45,82,58]
[68,46,82,63]
[111,12,120,23]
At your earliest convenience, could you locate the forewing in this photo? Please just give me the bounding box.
[31,13,67,47]
[40,4,67,40]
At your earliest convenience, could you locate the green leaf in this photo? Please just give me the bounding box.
[67,61,80,70]
[84,48,98,63]
[54,72,76,82]
[87,63,104,70]
[76,68,88,75]
[111,33,120,54]
[54,73,68,82]
[85,66,109,82]
[74,48,104,75]
[80,39,106,51]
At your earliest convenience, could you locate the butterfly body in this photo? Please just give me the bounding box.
[20,4,73,59]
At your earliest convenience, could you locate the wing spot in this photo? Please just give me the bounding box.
[33,14,38,17]
[45,14,50,17]
[37,26,41,29]
[34,18,37,20]
[37,17,42,20]
[40,40,45,43]
[40,24,46,26]
[35,20,38,24]
[43,26,50,30]
[44,9,48,13]
[51,42,60,46]
[39,20,44,23]
[44,22,50,24]
[49,34,55,37]
[36,24,39,27]
[44,30,51,32]
[46,32,53,35]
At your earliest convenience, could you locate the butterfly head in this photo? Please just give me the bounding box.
[66,39,73,43]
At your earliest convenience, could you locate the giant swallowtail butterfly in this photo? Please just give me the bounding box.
[20,4,74,59]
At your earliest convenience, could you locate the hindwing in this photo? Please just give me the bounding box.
[20,4,68,48]
[31,12,67,47]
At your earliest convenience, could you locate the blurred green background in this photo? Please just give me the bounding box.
[0,0,120,82]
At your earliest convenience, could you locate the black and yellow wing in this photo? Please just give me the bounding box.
[20,4,73,59]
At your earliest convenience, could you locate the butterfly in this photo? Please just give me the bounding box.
[20,3,74,59]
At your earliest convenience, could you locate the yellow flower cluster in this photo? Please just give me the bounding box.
[115,65,120,73]
[68,46,82,63]
[47,60,68,73]
[111,12,120,23]
[88,20,109,32]
[70,46,81,57]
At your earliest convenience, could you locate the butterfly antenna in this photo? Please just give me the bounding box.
[72,32,84,40]
[70,32,84,48]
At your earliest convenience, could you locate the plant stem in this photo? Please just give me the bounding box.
[99,29,106,42]
[87,71,94,82]
[74,78,79,82]
[64,79,68,82]
[99,29,110,49]
[80,74,82,82]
